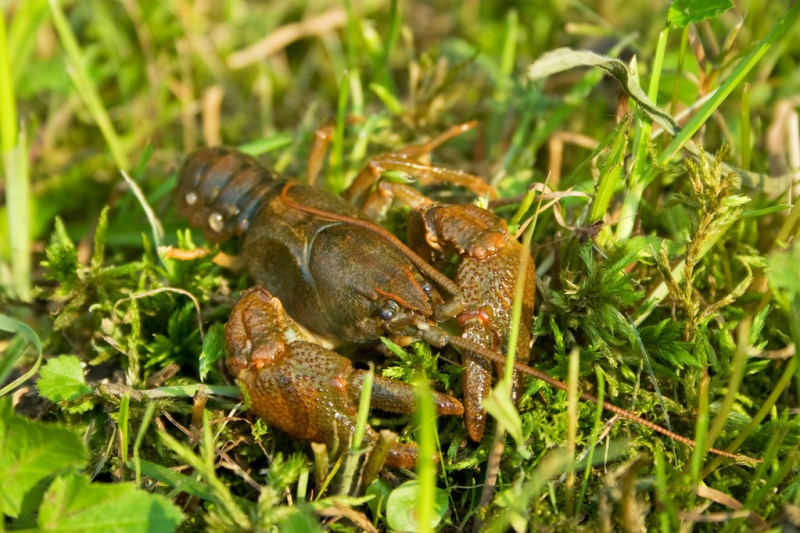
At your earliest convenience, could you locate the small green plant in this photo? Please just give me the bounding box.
[655,146,753,342]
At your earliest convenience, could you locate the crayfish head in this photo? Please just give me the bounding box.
[224,286,310,376]
[364,269,450,340]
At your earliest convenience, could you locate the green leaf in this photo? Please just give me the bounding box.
[385,480,448,532]
[136,459,234,505]
[369,82,404,114]
[199,324,225,382]
[767,245,800,302]
[0,398,86,517]
[591,112,631,222]
[36,355,92,402]
[365,478,392,520]
[280,506,322,533]
[37,472,184,532]
[668,0,734,28]
[0,334,28,386]
[482,380,531,459]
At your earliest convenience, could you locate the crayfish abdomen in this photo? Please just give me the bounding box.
[176,147,282,243]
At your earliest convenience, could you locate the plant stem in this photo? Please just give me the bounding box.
[740,83,751,171]
[616,27,668,241]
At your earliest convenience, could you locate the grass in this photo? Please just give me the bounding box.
[2,0,800,531]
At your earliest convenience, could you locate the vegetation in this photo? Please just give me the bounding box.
[2,0,800,531]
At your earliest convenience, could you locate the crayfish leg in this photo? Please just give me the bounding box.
[344,155,494,215]
[461,328,496,442]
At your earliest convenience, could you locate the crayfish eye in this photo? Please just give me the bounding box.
[420,281,434,297]
[378,299,400,321]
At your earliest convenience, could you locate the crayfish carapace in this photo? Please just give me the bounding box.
[176,125,759,466]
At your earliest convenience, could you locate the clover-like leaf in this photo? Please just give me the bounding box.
[385,480,448,532]
[0,398,86,517]
[38,472,184,532]
[36,355,92,403]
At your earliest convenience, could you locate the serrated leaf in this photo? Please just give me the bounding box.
[385,480,448,532]
[668,0,735,28]
[0,398,86,517]
[37,355,92,402]
[37,472,184,532]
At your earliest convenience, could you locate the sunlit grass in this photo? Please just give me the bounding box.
[2,0,800,530]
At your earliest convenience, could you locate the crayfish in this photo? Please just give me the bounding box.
[175,124,757,467]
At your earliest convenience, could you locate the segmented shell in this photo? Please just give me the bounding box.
[175,147,283,243]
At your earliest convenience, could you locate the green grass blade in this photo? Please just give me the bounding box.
[7,0,49,87]
[669,26,689,116]
[1,10,31,301]
[575,368,604,517]
[118,392,130,479]
[654,446,676,531]
[377,0,400,90]
[339,364,374,495]
[689,375,709,486]
[133,402,156,487]
[704,320,749,454]
[659,1,800,163]
[565,346,579,517]
[415,374,436,533]
[500,9,518,79]
[702,356,797,477]
[589,113,631,222]
[0,9,16,153]
[352,366,373,452]
[49,0,130,172]
[0,314,43,397]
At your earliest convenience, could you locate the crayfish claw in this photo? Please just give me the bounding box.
[225,286,462,470]
[347,371,464,417]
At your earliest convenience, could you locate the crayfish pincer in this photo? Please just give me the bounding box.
[225,286,463,468]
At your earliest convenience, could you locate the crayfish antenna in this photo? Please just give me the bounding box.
[443,335,761,464]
